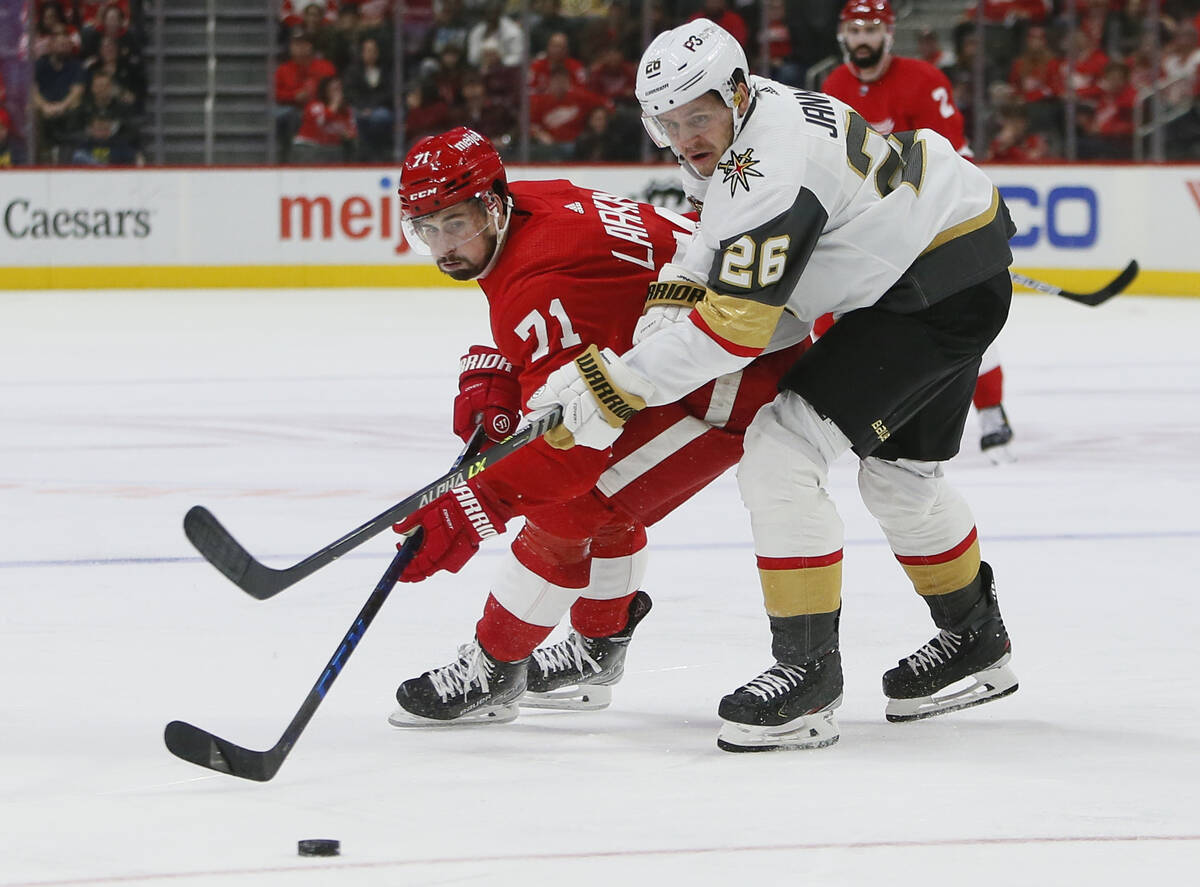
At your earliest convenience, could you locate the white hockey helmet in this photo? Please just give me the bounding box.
[636,20,750,149]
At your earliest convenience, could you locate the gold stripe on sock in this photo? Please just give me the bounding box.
[901,539,982,597]
[760,561,843,617]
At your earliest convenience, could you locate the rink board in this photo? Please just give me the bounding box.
[0,163,1197,295]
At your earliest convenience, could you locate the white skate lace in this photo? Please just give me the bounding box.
[905,630,962,675]
[741,663,808,700]
[428,642,492,701]
[531,632,601,678]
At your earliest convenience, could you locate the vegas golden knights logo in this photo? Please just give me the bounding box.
[717,147,764,197]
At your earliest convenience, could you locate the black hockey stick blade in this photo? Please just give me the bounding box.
[184,411,557,599]
[164,529,423,782]
[1009,260,1139,307]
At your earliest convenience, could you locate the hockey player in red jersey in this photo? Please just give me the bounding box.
[821,0,1015,459]
[387,127,808,726]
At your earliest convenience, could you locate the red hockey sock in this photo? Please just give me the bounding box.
[569,592,638,638]
[476,594,554,662]
[973,366,1004,410]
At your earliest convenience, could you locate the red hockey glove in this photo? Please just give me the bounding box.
[452,345,521,444]
[393,480,508,582]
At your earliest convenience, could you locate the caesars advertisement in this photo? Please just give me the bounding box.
[1,164,1198,295]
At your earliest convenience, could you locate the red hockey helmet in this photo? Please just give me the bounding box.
[839,0,896,27]
[398,127,506,220]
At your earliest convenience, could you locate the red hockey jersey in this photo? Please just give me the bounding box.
[471,179,691,512]
[821,56,967,153]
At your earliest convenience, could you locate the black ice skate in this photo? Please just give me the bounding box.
[522,591,653,711]
[716,649,843,752]
[979,404,1015,463]
[884,562,1018,722]
[389,639,528,727]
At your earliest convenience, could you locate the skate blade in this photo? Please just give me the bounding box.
[520,684,613,711]
[387,702,520,728]
[984,442,1016,465]
[886,656,1018,723]
[716,696,842,753]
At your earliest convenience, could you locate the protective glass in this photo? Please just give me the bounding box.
[401,199,493,256]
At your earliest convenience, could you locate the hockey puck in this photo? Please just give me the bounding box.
[297,839,340,857]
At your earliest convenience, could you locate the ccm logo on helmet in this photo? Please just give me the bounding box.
[410,187,438,200]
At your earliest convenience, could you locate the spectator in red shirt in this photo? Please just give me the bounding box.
[529,65,612,161]
[987,102,1052,161]
[1007,24,1065,134]
[1080,61,1137,158]
[687,0,748,48]
[1064,29,1110,102]
[292,74,358,163]
[1009,26,1063,102]
[530,31,586,94]
[587,44,637,107]
[274,30,337,160]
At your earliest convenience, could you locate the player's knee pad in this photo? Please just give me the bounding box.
[579,521,647,601]
[738,392,849,557]
[857,457,975,556]
[490,549,584,629]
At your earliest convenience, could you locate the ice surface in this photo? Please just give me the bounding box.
[2,287,1198,886]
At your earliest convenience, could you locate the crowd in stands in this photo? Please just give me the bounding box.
[2,1,1198,166]
[924,0,1200,160]
[26,0,147,165]
[267,0,1199,164]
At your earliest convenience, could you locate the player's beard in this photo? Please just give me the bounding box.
[849,44,885,70]
[436,231,498,281]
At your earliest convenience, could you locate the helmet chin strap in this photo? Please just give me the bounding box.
[472,193,513,281]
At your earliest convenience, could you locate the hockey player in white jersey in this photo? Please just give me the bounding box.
[528,21,1019,752]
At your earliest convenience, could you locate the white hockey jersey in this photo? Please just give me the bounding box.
[626,76,1013,406]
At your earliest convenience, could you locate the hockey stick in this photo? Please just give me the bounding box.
[164,528,424,782]
[184,408,561,600]
[1009,260,1139,307]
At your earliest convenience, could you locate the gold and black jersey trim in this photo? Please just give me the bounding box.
[695,292,786,353]
[878,187,1016,314]
[921,187,1001,257]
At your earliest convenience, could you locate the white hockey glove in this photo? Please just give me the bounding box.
[526,344,654,451]
[633,265,709,345]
